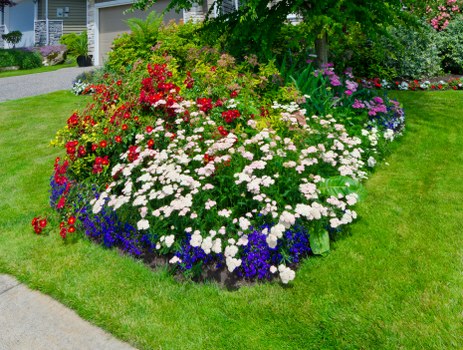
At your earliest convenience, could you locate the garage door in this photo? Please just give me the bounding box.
[98,4,182,65]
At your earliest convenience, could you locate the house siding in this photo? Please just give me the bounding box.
[38,0,87,34]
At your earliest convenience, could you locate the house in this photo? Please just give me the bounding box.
[0,0,87,48]
[1,0,196,64]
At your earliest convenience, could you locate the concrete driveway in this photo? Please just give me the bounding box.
[0,67,95,103]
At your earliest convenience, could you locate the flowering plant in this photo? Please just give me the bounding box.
[44,26,406,284]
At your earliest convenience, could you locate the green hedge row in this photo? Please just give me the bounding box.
[0,49,42,70]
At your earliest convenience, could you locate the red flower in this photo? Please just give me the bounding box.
[60,227,67,239]
[57,196,66,209]
[99,140,107,148]
[122,124,128,131]
[230,90,238,98]
[115,135,122,143]
[68,226,76,233]
[146,126,153,133]
[68,216,76,225]
[39,218,47,228]
[221,109,240,123]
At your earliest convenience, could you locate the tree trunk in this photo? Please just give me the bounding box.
[315,31,329,67]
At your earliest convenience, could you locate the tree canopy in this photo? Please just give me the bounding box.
[131,0,425,64]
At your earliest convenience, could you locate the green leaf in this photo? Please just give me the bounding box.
[310,230,330,256]
[319,176,367,201]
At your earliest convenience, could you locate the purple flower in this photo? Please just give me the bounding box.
[330,75,342,87]
[345,80,358,93]
[352,99,365,109]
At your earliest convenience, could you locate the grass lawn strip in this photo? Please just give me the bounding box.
[0,91,462,349]
[0,63,77,79]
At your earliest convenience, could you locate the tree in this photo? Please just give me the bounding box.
[0,0,15,11]
[131,0,423,65]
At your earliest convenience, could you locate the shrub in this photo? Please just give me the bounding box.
[106,11,164,71]
[2,30,22,48]
[60,31,88,57]
[437,15,463,74]
[0,49,42,69]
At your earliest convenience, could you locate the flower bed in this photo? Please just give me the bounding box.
[44,47,404,285]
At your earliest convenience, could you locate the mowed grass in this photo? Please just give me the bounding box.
[0,90,462,349]
[0,62,77,79]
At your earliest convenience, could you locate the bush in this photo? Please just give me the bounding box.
[106,11,164,71]
[0,49,42,69]
[60,31,88,57]
[438,15,463,74]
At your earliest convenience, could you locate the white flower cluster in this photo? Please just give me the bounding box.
[71,80,90,95]
[91,99,387,283]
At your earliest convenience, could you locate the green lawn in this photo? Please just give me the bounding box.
[0,62,77,78]
[0,90,462,349]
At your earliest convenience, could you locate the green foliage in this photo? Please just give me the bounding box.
[319,176,366,200]
[106,11,163,71]
[60,33,79,55]
[308,229,330,255]
[331,21,442,80]
[384,23,442,79]
[60,31,88,57]
[437,15,463,74]
[2,30,22,48]
[0,49,42,69]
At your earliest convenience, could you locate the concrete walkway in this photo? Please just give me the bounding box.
[0,275,136,350]
[0,67,95,103]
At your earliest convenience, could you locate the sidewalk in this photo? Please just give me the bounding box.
[0,67,95,103]
[0,275,136,350]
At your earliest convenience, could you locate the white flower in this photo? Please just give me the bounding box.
[218,209,232,218]
[205,199,217,210]
[330,218,342,228]
[137,219,150,230]
[224,244,238,257]
[383,129,395,141]
[190,231,202,247]
[270,224,286,239]
[367,156,376,168]
[238,217,251,231]
[278,211,295,229]
[269,265,277,274]
[211,238,222,254]
[345,194,358,206]
[226,257,242,272]
[201,236,213,254]
[169,256,182,264]
[164,235,175,248]
[278,265,295,284]
[266,234,278,248]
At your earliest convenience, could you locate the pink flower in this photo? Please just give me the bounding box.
[352,99,365,109]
